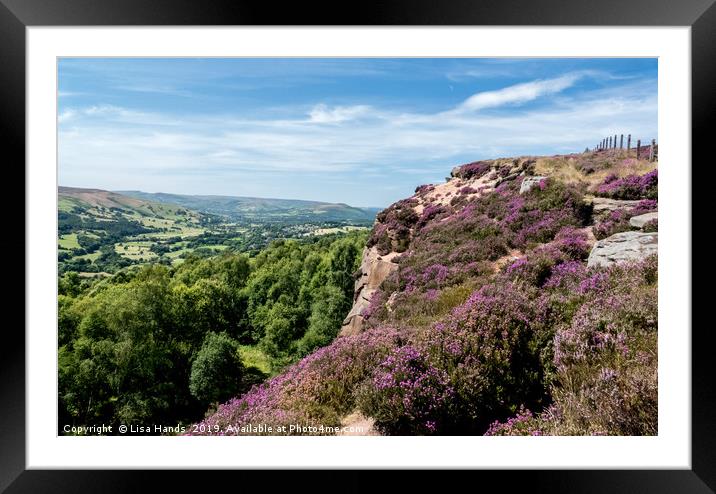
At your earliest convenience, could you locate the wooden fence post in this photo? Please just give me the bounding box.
[620,134,624,149]
[608,136,612,148]
[649,139,656,162]
[613,134,617,149]
[636,139,641,160]
[627,134,631,151]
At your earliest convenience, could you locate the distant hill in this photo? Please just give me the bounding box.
[116,190,380,224]
[58,186,202,221]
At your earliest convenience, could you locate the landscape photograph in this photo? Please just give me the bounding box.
[57,57,658,437]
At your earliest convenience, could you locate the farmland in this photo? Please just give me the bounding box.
[58,186,374,275]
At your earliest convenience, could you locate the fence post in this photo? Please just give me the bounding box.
[608,136,612,148]
[613,134,617,149]
[649,139,656,162]
[627,134,631,151]
[636,139,641,160]
[620,134,624,149]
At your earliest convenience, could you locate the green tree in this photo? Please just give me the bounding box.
[189,332,244,405]
[298,285,347,355]
[329,239,360,301]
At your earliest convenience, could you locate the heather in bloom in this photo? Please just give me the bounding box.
[367,198,419,255]
[543,260,587,290]
[592,209,632,240]
[505,227,590,287]
[486,256,657,436]
[186,150,658,438]
[553,227,591,260]
[417,281,549,434]
[357,345,453,434]
[187,327,406,435]
[416,204,450,230]
[360,290,386,321]
[629,199,658,216]
[484,406,544,436]
[550,257,657,435]
[459,186,478,195]
[595,169,658,200]
[414,184,435,196]
[506,245,566,287]
[453,160,492,180]
[592,198,658,240]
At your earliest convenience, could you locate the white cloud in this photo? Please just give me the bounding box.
[58,109,77,123]
[58,90,84,98]
[452,73,585,113]
[308,104,372,123]
[58,73,657,204]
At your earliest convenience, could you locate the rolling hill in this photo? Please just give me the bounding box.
[116,190,380,224]
[58,186,377,275]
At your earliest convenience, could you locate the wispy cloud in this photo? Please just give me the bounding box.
[58,90,85,98]
[451,73,585,113]
[58,63,658,206]
[59,77,656,176]
[113,84,194,97]
[308,104,373,123]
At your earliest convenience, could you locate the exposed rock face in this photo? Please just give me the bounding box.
[340,247,398,336]
[519,176,547,194]
[590,197,641,212]
[630,212,658,228]
[587,231,658,268]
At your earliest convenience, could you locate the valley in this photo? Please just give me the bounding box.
[58,186,375,275]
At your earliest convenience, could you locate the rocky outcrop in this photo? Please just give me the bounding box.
[590,197,641,212]
[340,247,398,336]
[519,176,547,194]
[587,231,658,268]
[630,212,658,228]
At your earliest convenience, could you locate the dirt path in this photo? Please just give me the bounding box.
[337,411,380,436]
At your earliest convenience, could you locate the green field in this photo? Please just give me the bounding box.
[73,251,101,262]
[115,241,158,261]
[58,233,80,249]
[135,225,205,239]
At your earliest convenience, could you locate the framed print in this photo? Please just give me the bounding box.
[3,0,714,490]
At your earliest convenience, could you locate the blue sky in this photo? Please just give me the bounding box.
[58,58,657,207]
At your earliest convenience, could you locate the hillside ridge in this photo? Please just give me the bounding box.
[189,146,659,437]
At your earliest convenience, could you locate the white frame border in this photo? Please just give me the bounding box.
[27,26,691,469]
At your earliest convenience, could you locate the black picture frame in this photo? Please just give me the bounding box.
[3,0,713,491]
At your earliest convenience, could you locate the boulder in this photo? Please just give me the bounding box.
[629,212,658,228]
[587,231,658,268]
[519,176,547,194]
